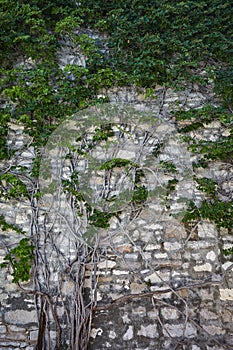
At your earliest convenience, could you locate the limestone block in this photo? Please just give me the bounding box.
[0,341,28,347]
[124,253,139,260]
[164,242,182,251]
[4,310,37,325]
[0,325,6,333]
[145,271,170,284]
[90,328,103,338]
[163,323,196,338]
[220,289,233,301]
[137,324,158,338]
[109,330,117,339]
[154,252,168,259]
[130,282,147,294]
[161,307,179,320]
[193,263,212,272]
[133,306,147,317]
[145,244,160,251]
[188,241,214,250]
[222,309,232,323]
[200,309,218,320]
[112,270,129,275]
[121,313,131,324]
[198,222,217,238]
[202,325,225,335]
[123,325,134,340]
[164,226,187,239]
[98,260,116,269]
[147,310,159,318]
[29,330,38,341]
[117,150,135,159]
[206,251,216,261]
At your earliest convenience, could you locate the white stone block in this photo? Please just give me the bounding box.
[123,326,134,340]
[193,263,212,272]
[97,260,116,269]
[164,242,182,251]
[206,251,216,261]
[198,222,217,238]
[220,289,233,301]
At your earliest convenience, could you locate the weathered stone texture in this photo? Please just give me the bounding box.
[0,86,232,349]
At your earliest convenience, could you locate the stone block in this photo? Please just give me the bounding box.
[161,307,179,320]
[123,325,134,341]
[222,309,232,323]
[193,263,212,272]
[144,244,160,251]
[7,325,26,333]
[124,253,139,260]
[130,282,147,294]
[164,242,182,251]
[0,325,6,333]
[29,330,38,341]
[200,309,218,320]
[206,251,216,261]
[145,271,170,284]
[202,325,225,335]
[137,324,158,338]
[198,222,217,238]
[154,252,168,259]
[98,260,116,269]
[163,323,197,338]
[4,310,37,325]
[133,306,147,317]
[220,289,233,301]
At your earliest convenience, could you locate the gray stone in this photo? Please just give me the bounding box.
[4,310,37,325]
[0,325,6,333]
[161,307,179,320]
[198,222,217,238]
[7,325,26,332]
[29,330,38,341]
[137,324,158,338]
[202,325,225,335]
[163,323,197,338]
[0,342,28,347]
[164,242,182,251]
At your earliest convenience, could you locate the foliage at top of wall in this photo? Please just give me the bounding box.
[0,0,232,156]
[80,0,233,87]
[0,0,232,280]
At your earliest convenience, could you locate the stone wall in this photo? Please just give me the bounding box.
[0,86,233,350]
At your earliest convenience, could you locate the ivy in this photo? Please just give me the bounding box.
[92,125,114,142]
[89,209,115,228]
[98,158,137,171]
[0,173,29,200]
[222,247,233,257]
[0,215,25,235]
[194,176,217,199]
[182,200,233,230]
[0,0,232,285]
[132,185,148,205]
[0,238,34,283]
[159,161,177,174]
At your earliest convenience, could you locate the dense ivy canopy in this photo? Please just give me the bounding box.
[0,0,232,166]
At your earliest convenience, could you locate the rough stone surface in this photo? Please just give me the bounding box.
[0,84,233,349]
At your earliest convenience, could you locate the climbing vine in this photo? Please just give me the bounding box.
[0,0,232,348]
